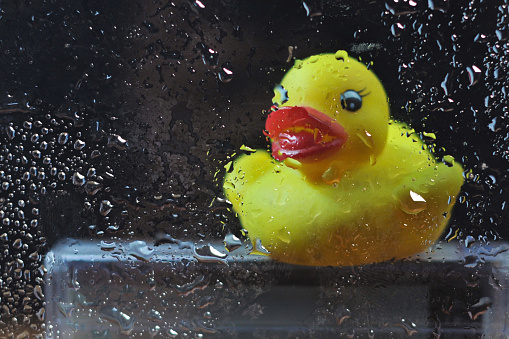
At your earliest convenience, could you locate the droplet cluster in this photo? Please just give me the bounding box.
[0,0,507,337]
[0,1,132,335]
[382,0,509,236]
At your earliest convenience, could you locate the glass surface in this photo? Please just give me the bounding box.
[0,0,507,338]
[44,239,509,338]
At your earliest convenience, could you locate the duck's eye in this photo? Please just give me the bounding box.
[340,90,363,112]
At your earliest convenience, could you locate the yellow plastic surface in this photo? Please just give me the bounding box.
[224,51,464,266]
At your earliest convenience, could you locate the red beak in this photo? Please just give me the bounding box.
[265,106,348,162]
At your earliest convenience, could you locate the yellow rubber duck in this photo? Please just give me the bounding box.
[224,51,464,267]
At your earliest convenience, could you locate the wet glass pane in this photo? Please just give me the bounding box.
[0,0,508,338]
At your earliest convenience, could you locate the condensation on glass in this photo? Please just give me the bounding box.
[0,0,508,338]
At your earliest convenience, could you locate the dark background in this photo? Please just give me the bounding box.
[0,0,507,334]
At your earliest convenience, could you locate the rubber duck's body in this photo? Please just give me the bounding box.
[224,51,464,267]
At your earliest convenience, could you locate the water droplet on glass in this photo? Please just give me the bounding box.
[57,172,66,181]
[148,309,162,321]
[28,251,39,261]
[466,65,482,86]
[128,240,154,261]
[99,200,114,216]
[6,126,15,140]
[31,150,41,159]
[58,132,69,145]
[22,172,30,181]
[99,307,135,335]
[86,167,96,177]
[74,139,86,150]
[72,172,86,186]
[34,284,44,300]
[100,240,116,251]
[91,150,101,159]
[391,22,406,37]
[302,1,323,17]
[142,20,159,33]
[218,62,234,83]
[465,235,476,248]
[107,134,128,150]
[13,238,22,249]
[36,307,45,322]
[85,181,103,195]
[193,244,228,264]
[201,46,219,70]
[223,233,242,252]
[167,329,179,338]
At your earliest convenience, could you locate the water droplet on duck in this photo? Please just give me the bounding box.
[250,238,271,255]
[223,181,235,191]
[273,84,289,105]
[357,130,374,149]
[308,55,320,63]
[277,228,291,244]
[393,188,427,214]
[284,157,302,169]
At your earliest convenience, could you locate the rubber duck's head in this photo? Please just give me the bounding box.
[267,51,390,183]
